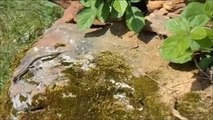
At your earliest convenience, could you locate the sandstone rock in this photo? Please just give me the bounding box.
[55,1,83,25]
[147,0,166,12]
[147,0,186,13]
[145,0,186,35]
[163,0,185,12]
[144,9,171,36]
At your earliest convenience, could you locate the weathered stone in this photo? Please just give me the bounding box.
[144,0,186,35]
[55,1,83,25]
[147,0,186,13]
[144,9,172,36]
[163,0,185,12]
[147,0,166,12]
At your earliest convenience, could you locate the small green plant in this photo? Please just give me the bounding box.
[76,0,145,33]
[160,0,213,67]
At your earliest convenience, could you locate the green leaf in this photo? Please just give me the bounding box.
[189,14,210,27]
[205,27,213,39]
[199,56,213,69]
[110,7,121,19]
[205,0,213,18]
[77,8,97,31]
[190,27,206,40]
[80,0,96,7]
[190,40,200,51]
[97,2,110,23]
[160,35,192,63]
[196,37,213,50]
[166,17,191,35]
[131,0,141,3]
[181,2,205,19]
[113,0,128,16]
[126,6,145,33]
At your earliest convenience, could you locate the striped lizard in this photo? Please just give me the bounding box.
[12,50,71,83]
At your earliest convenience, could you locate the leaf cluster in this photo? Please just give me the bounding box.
[160,0,213,69]
[77,0,145,33]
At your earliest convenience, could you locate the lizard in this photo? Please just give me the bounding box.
[12,50,72,83]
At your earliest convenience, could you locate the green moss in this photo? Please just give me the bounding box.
[15,52,173,119]
[131,76,173,120]
[18,52,134,119]
[177,92,212,120]
[93,51,131,81]
[141,96,173,120]
[0,80,12,119]
[60,61,72,66]
[26,80,40,86]
[19,95,28,103]
[54,43,66,49]
[23,71,34,80]
[133,76,159,100]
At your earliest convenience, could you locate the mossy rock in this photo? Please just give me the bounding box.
[14,51,174,120]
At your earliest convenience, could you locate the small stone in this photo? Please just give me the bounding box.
[147,1,166,12]
[163,0,185,12]
[55,1,83,25]
[144,10,171,36]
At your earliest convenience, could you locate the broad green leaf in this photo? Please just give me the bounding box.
[181,2,205,19]
[190,27,206,40]
[113,0,128,16]
[190,40,200,51]
[97,3,110,22]
[205,27,213,39]
[197,37,213,50]
[199,56,213,69]
[160,35,192,63]
[131,0,141,3]
[77,8,97,31]
[189,14,210,27]
[110,7,121,19]
[205,0,213,18]
[126,6,145,33]
[166,17,191,35]
[80,0,96,7]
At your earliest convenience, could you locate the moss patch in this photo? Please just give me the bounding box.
[132,76,173,120]
[133,76,159,100]
[177,92,213,120]
[0,80,12,120]
[19,95,28,103]
[17,51,173,120]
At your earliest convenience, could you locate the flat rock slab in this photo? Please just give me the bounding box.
[8,22,204,119]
